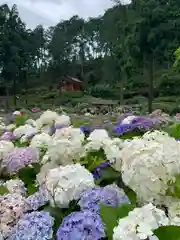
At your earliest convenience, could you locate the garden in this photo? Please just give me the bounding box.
[1,109,180,239]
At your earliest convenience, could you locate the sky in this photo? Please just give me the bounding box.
[0,0,115,28]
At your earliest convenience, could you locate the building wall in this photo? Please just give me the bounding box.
[61,82,81,92]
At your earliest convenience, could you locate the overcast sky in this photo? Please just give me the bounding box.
[0,0,116,28]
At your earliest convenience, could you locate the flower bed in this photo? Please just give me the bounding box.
[0,109,180,239]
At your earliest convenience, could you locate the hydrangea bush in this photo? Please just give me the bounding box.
[0,110,180,239]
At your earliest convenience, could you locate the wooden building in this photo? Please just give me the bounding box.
[60,76,83,92]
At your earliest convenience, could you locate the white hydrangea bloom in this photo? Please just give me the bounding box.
[36,110,59,129]
[84,129,110,153]
[0,140,14,161]
[36,161,58,187]
[26,119,37,127]
[169,216,180,226]
[87,129,109,141]
[84,139,103,152]
[5,179,26,196]
[121,115,136,124]
[121,131,180,203]
[113,203,169,240]
[142,130,169,142]
[13,124,36,139]
[13,110,21,116]
[162,196,180,219]
[20,126,37,143]
[53,126,84,142]
[43,138,84,165]
[43,163,95,208]
[41,125,53,135]
[0,123,5,131]
[149,236,159,240]
[30,133,53,150]
[103,138,124,166]
[55,114,71,127]
[84,136,123,168]
[6,124,16,131]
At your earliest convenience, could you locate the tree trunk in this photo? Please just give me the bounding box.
[148,54,153,113]
[13,77,17,108]
[24,70,28,105]
[5,83,9,111]
[120,77,124,105]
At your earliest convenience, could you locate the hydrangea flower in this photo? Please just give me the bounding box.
[78,186,130,213]
[36,110,59,129]
[42,138,84,165]
[53,126,84,142]
[92,161,111,180]
[6,179,27,196]
[4,147,39,174]
[42,163,95,208]
[9,211,54,240]
[6,124,16,131]
[31,108,41,113]
[121,131,180,203]
[25,188,49,211]
[113,203,169,240]
[87,129,109,141]
[30,133,53,149]
[80,125,91,135]
[56,211,105,240]
[114,117,154,136]
[54,114,71,129]
[0,193,27,238]
[0,131,14,141]
[13,124,36,139]
[0,140,14,161]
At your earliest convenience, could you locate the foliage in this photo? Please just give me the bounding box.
[0,2,179,110]
[154,226,180,240]
[100,204,135,240]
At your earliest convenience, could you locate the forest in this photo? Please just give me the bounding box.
[0,0,180,112]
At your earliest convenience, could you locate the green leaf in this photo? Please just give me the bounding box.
[17,164,40,195]
[166,174,180,199]
[95,167,120,186]
[117,204,135,219]
[167,124,180,139]
[0,185,9,195]
[125,187,137,205]
[100,204,135,240]
[100,205,119,240]
[154,226,180,240]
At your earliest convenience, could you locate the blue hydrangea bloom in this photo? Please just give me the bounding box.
[114,117,154,136]
[92,161,111,180]
[25,188,49,211]
[8,211,54,240]
[56,211,105,240]
[78,186,130,213]
[80,125,91,135]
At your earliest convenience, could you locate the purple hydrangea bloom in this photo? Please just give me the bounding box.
[54,123,69,130]
[56,211,105,240]
[1,131,14,141]
[8,115,16,123]
[49,125,56,135]
[8,211,54,240]
[92,161,111,180]
[78,186,130,214]
[80,126,91,135]
[114,117,154,136]
[5,147,39,174]
[25,188,49,211]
